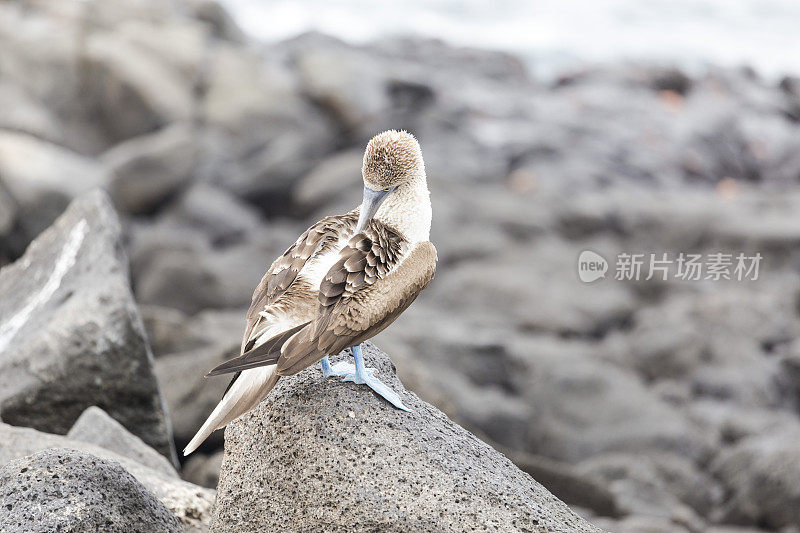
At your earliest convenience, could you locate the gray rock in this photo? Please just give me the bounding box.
[499,447,619,518]
[211,342,602,533]
[293,149,364,212]
[198,44,336,211]
[200,44,305,134]
[0,422,215,533]
[0,182,15,238]
[290,34,389,136]
[147,309,242,449]
[430,239,638,337]
[779,339,800,401]
[165,183,261,246]
[705,526,776,533]
[0,82,64,143]
[513,336,710,463]
[102,123,199,214]
[710,428,800,528]
[131,219,298,313]
[155,331,241,449]
[148,307,242,358]
[0,131,107,240]
[130,222,223,314]
[376,311,534,451]
[67,406,177,477]
[576,452,720,522]
[140,304,190,357]
[106,8,208,82]
[189,0,246,43]
[686,400,800,446]
[375,36,528,83]
[0,2,92,153]
[378,307,710,466]
[0,0,206,155]
[396,317,717,520]
[615,286,797,410]
[591,515,692,533]
[81,29,194,143]
[0,449,182,533]
[0,190,175,461]
[215,127,335,213]
[182,450,223,489]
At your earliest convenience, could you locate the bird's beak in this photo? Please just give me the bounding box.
[355,185,394,232]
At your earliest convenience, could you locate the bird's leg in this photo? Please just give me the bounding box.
[321,355,356,378]
[341,344,410,412]
[320,356,348,378]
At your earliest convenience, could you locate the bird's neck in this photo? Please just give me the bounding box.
[375,174,432,243]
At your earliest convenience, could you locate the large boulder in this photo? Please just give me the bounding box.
[67,406,177,477]
[0,190,176,461]
[211,342,602,533]
[0,422,215,532]
[0,449,182,533]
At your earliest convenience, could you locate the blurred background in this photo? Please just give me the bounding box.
[1,0,800,531]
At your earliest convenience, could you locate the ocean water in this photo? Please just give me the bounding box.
[220,0,800,79]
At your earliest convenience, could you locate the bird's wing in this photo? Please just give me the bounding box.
[276,223,437,375]
[207,221,437,378]
[241,211,358,352]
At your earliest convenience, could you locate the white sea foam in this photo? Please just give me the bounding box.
[221,0,800,79]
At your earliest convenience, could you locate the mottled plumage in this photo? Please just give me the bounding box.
[242,212,359,352]
[277,225,436,375]
[185,130,435,455]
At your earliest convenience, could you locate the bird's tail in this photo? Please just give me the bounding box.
[183,365,280,456]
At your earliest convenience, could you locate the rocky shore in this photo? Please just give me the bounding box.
[2,0,800,531]
[0,192,597,532]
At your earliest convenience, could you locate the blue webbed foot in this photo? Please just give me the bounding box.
[342,345,411,412]
[341,368,410,412]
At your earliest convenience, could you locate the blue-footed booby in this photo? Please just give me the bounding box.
[184,130,436,455]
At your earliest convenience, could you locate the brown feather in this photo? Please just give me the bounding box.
[276,223,436,376]
[241,212,358,350]
[206,322,310,376]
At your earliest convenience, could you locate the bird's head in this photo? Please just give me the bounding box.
[356,130,424,232]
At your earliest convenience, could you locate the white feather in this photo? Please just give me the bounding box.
[183,364,277,456]
[183,318,293,456]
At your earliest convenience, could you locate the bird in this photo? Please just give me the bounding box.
[183,130,436,456]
